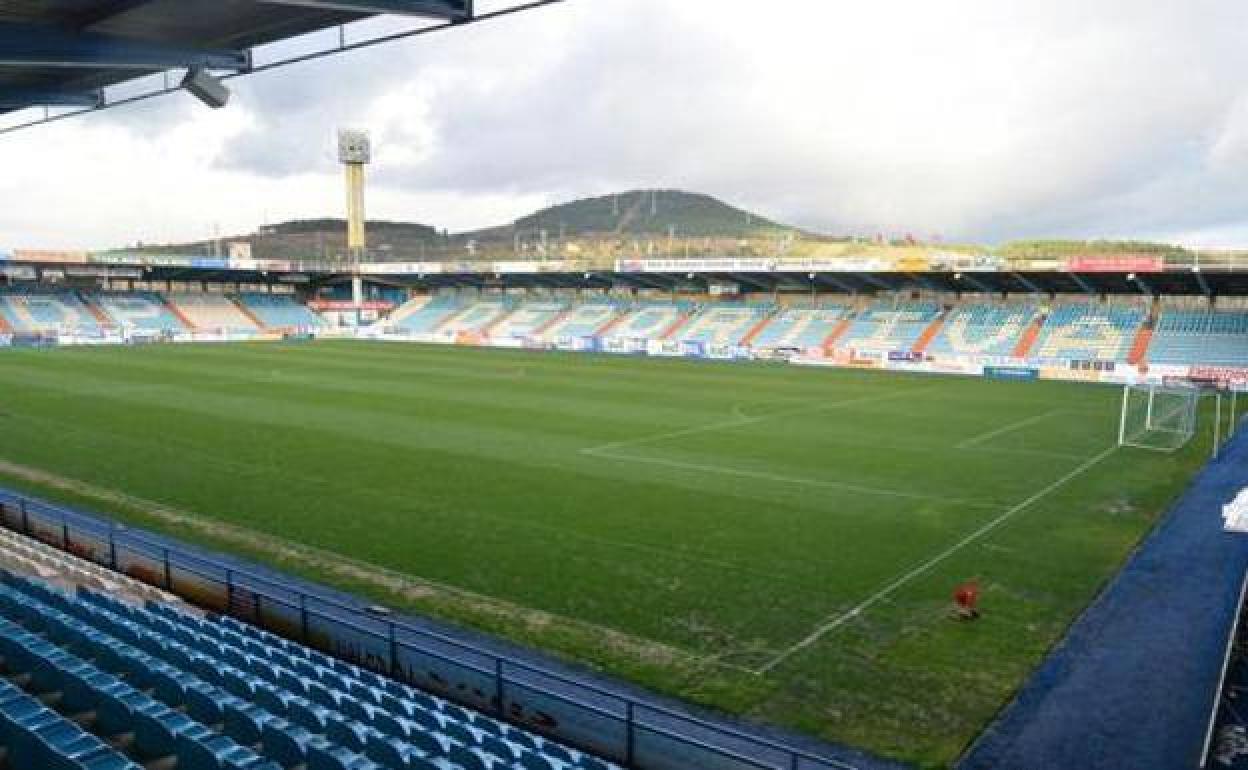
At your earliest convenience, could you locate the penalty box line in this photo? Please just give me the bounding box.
[955,408,1066,450]
[585,449,1004,510]
[581,385,941,456]
[755,444,1119,675]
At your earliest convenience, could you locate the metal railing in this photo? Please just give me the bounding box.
[0,486,871,770]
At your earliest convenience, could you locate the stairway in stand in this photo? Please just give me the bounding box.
[230,298,267,330]
[161,295,198,331]
[1127,326,1154,365]
[821,317,853,349]
[911,312,947,354]
[739,311,778,346]
[1011,317,1044,358]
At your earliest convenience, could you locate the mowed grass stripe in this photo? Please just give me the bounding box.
[0,341,1213,766]
[0,351,994,646]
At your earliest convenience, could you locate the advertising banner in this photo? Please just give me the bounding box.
[493,260,575,274]
[702,344,753,360]
[1190,366,1248,386]
[14,249,89,264]
[616,258,776,273]
[927,252,1004,272]
[356,262,445,275]
[1,265,36,281]
[892,256,931,273]
[926,358,986,376]
[601,337,645,354]
[680,340,706,357]
[455,331,487,346]
[1039,366,1105,383]
[984,365,1039,381]
[648,339,684,357]
[486,337,525,349]
[888,351,924,362]
[1065,255,1165,273]
[307,300,395,312]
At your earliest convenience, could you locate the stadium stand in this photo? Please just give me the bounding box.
[676,303,773,346]
[389,294,465,333]
[165,294,261,333]
[487,300,567,339]
[1146,309,1248,366]
[436,299,517,335]
[926,303,1039,357]
[0,289,102,334]
[542,301,627,340]
[1029,302,1147,363]
[606,301,697,341]
[93,292,187,333]
[0,557,618,770]
[237,293,326,330]
[749,305,849,349]
[835,301,943,353]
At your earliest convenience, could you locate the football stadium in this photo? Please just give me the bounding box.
[3,3,1248,770]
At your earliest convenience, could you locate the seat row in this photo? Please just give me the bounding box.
[0,525,178,605]
[0,572,615,770]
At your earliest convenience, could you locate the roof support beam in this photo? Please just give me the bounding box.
[906,272,938,292]
[955,273,993,293]
[857,272,894,291]
[69,0,161,29]
[1011,272,1044,294]
[0,23,250,71]
[258,0,472,20]
[1194,269,1212,297]
[1070,272,1097,295]
[0,87,103,109]
[729,272,769,292]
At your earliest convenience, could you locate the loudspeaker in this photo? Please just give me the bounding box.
[182,69,230,109]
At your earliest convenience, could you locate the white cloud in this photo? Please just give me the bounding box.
[1,0,1247,249]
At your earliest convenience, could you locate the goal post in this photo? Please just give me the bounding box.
[1118,383,1200,452]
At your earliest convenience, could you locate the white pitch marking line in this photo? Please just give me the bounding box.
[755,444,1118,675]
[955,408,1065,450]
[581,386,938,456]
[586,449,1004,510]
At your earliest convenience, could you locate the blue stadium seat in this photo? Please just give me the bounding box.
[1148,308,1248,366]
[0,572,621,770]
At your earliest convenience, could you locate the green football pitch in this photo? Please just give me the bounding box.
[0,341,1215,766]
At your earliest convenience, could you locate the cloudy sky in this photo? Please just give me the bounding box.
[1,0,1247,250]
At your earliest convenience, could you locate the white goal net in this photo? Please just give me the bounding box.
[1117,384,1200,451]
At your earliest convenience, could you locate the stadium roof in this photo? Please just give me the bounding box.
[0,0,473,115]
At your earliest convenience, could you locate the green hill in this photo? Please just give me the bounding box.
[104,190,811,261]
[492,189,795,239]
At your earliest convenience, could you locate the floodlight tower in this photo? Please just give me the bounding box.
[338,129,371,320]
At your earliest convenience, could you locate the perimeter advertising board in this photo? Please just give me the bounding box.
[1190,366,1248,387]
[984,365,1040,381]
[648,340,684,357]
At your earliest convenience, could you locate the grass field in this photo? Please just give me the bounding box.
[0,341,1215,766]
